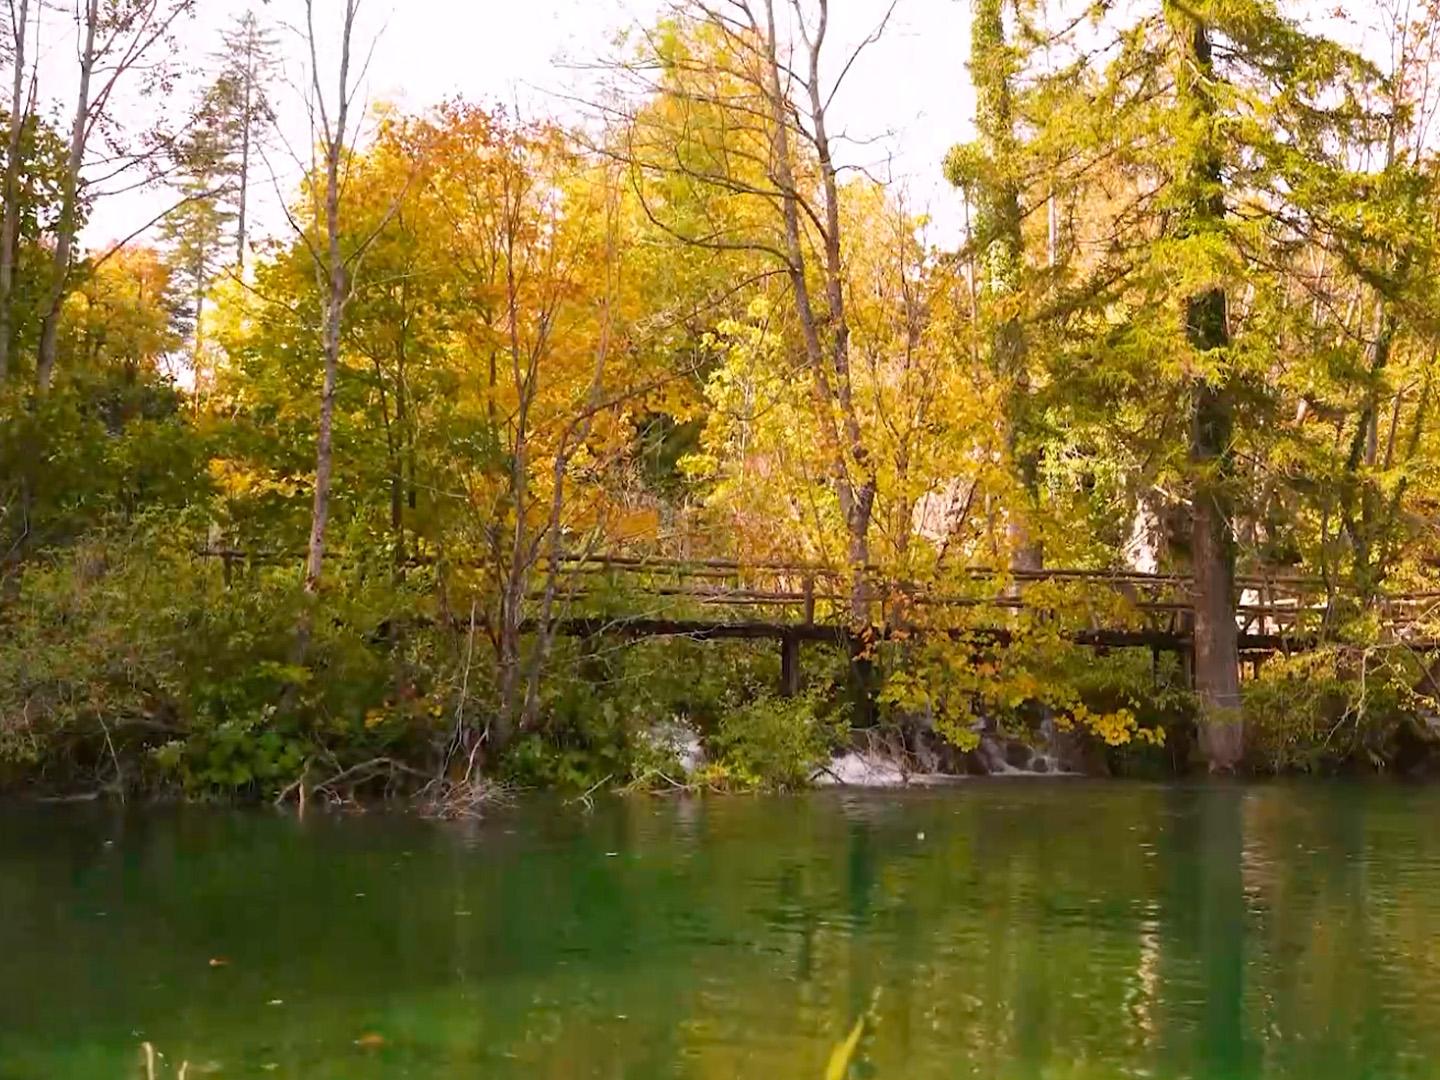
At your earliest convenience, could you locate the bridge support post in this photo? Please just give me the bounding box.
[1179,609,1195,689]
[781,631,801,697]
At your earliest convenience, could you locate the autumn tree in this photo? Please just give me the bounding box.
[618,0,897,627]
[411,107,675,753]
[35,0,197,394]
[295,0,374,603]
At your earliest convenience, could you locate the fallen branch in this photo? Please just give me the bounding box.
[271,756,433,809]
[565,772,613,811]
[272,760,311,808]
[416,774,509,820]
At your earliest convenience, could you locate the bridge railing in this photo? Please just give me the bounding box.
[190,546,1440,650]
[532,554,1364,643]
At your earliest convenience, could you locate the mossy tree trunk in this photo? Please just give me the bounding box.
[1168,3,1242,771]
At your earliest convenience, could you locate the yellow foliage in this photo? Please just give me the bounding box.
[1060,705,1165,748]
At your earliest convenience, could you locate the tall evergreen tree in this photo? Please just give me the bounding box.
[210,10,279,269]
[161,122,235,378]
[1164,0,1243,769]
[1023,0,1391,768]
[946,0,1043,572]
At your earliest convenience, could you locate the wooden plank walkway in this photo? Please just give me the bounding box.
[512,554,1440,691]
[199,548,1440,689]
[534,554,1431,640]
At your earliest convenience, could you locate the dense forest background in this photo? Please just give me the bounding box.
[6,0,1440,801]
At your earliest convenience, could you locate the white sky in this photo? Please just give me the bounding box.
[47,0,1395,256]
[60,0,976,253]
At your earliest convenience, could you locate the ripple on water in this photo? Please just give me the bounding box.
[7,787,1440,1077]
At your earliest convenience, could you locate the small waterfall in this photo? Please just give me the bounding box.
[973,713,1074,776]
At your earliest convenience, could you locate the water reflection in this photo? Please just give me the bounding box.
[4,785,1440,1078]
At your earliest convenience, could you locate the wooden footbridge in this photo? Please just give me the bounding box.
[201,546,1440,691]
[525,554,1440,692]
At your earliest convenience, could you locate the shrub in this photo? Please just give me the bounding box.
[879,633,1178,762]
[1243,647,1415,773]
[0,520,456,797]
[701,690,848,790]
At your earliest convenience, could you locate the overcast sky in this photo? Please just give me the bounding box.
[55,0,975,252]
[52,0,1395,255]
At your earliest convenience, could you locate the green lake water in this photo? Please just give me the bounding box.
[6,783,1440,1078]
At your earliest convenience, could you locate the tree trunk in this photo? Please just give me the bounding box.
[36,0,98,395]
[192,233,207,373]
[492,188,539,754]
[1342,103,1404,601]
[1342,304,1395,598]
[492,495,527,753]
[303,158,345,595]
[759,0,876,623]
[389,420,405,578]
[1192,378,1242,769]
[236,37,253,268]
[301,0,357,597]
[753,1,881,726]
[0,0,29,383]
[1170,5,1242,771]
